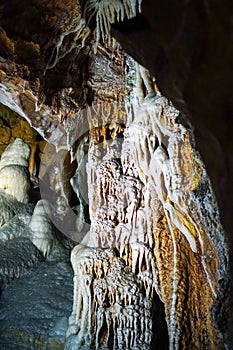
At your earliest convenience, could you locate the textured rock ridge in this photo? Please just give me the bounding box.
[65,59,227,349]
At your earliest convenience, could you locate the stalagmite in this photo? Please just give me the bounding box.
[29,199,53,258]
[0,138,31,203]
[0,138,31,170]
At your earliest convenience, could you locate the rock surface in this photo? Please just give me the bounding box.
[0,261,73,350]
[0,1,232,349]
[110,2,233,346]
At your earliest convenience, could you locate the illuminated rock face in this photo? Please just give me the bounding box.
[0,138,31,203]
[66,246,153,350]
[66,61,227,349]
[0,104,37,173]
[0,1,230,348]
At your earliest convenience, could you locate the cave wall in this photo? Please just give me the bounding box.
[111,1,233,346]
[0,1,231,349]
[64,55,227,349]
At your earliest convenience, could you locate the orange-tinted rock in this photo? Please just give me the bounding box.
[0,1,230,349]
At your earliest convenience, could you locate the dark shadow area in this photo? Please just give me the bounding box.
[151,292,169,349]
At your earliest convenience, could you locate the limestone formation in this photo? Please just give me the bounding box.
[66,246,152,350]
[0,192,19,229]
[66,59,227,349]
[70,134,89,234]
[28,199,54,258]
[0,1,231,349]
[0,104,37,173]
[0,138,31,203]
[0,137,30,170]
[83,0,142,50]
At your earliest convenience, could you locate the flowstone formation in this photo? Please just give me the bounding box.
[66,61,227,349]
[0,1,230,349]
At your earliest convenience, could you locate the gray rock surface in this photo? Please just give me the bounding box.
[0,261,73,350]
[0,237,43,289]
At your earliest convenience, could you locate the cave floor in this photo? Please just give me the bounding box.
[0,260,73,350]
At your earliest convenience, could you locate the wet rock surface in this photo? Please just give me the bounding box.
[0,261,73,350]
[0,237,43,290]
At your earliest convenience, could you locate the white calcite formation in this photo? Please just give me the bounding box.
[66,59,227,350]
[29,199,54,258]
[70,134,89,233]
[0,138,31,170]
[0,138,31,203]
[0,139,65,260]
[66,246,152,350]
[83,0,142,50]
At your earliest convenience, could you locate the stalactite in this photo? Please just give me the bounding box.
[66,50,227,349]
[66,246,153,349]
[83,0,142,50]
[123,62,226,349]
[46,16,90,72]
[70,134,89,233]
